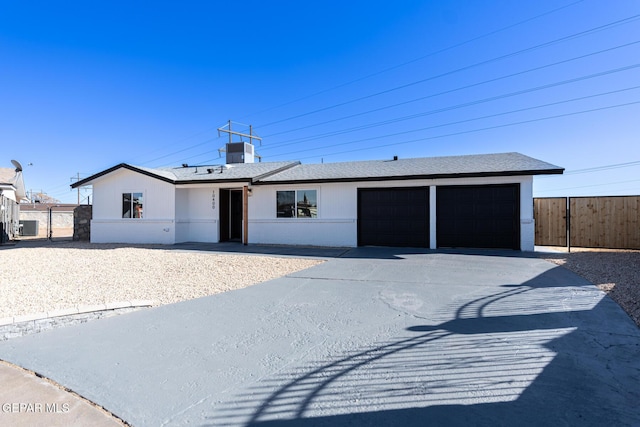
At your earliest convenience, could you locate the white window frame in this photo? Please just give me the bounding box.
[122,191,144,219]
[276,189,318,219]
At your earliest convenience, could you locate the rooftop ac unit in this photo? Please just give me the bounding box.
[226,142,255,164]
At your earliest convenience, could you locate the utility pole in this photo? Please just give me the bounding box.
[70,173,81,204]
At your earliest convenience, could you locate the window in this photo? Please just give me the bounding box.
[122,192,144,218]
[277,190,317,218]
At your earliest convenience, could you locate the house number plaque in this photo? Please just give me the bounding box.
[211,190,215,210]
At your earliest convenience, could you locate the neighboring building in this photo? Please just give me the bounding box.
[19,203,79,239]
[0,162,27,243]
[71,148,563,251]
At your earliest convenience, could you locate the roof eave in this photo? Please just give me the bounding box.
[253,168,565,185]
[175,178,253,185]
[71,164,176,188]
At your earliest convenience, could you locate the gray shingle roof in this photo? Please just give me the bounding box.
[256,152,563,184]
[72,161,301,188]
[0,168,17,184]
[162,161,300,183]
[72,153,562,189]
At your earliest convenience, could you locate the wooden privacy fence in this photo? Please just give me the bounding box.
[534,196,640,250]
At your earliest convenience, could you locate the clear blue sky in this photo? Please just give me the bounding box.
[2,0,639,203]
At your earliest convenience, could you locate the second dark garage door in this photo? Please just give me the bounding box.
[436,184,520,250]
[358,187,429,247]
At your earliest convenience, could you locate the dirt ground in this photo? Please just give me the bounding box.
[540,247,640,327]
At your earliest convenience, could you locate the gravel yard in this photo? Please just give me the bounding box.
[541,248,640,327]
[2,241,638,329]
[0,241,322,319]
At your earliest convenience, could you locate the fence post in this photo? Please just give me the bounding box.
[566,197,571,253]
[48,207,53,241]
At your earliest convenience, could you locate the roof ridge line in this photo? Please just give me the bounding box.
[253,161,301,183]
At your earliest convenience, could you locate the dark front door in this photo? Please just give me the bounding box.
[220,189,243,242]
[436,184,520,250]
[358,187,429,247]
[230,190,243,241]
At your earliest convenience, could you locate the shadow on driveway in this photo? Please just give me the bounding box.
[208,266,639,427]
[0,249,638,426]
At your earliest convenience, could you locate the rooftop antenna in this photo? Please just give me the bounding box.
[217,120,262,146]
[11,160,23,172]
[217,120,263,163]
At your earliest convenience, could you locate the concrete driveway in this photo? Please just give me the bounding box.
[0,247,638,426]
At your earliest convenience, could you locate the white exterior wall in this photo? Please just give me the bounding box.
[249,175,535,250]
[87,168,535,250]
[175,186,219,243]
[90,169,177,244]
[519,178,535,251]
[249,183,357,247]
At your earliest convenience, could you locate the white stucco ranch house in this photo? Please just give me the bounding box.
[72,146,563,251]
[1,161,27,243]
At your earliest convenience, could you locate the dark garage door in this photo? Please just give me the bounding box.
[437,184,520,249]
[358,187,429,247]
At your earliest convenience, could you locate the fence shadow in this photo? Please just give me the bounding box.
[204,266,639,427]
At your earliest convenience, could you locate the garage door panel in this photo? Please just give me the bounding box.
[358,187,429,247]
[437,184,520,250]
[475,204,495,216]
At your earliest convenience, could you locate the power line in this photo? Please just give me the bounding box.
[131,2,590,169]
[536,160,640,178]
[260,60,640,150]
[238,0,586,121]
[194,92,640,165]
[262,40,640,142]
[139,137,219,166]
[264,88,640,159]
[124,12,640,169]
[538,178,640,192]
[153,45,640,166]
[256,14,640,129]
[127,13,639,169]
[566,161,640,175]
[137,127,219,162]
[41,182,76,193]
[274,100,640,162]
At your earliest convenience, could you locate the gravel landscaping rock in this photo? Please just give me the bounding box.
[2,241,637,331]
[0,241,322,319]
[541,248,640,327]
